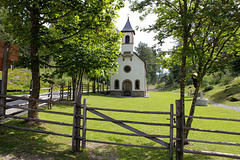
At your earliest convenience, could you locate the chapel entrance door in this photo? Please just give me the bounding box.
[122,80,132,96]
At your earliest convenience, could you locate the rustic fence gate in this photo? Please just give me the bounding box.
[72,99,175,160]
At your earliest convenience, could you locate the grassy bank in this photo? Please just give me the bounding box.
[173,82,240,107]
[1,92,239,159]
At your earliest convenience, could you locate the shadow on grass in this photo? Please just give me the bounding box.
[83,93,147,99]
[185,96,194,101]
[0,120,218,160]
[0,119,88,160]
[85,137,215,160]
[84,141,215,160]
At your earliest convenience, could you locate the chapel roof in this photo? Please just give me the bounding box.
[121,17,135,35]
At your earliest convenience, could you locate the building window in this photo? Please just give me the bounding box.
[114,79,119,89]
[125,35,130,44]
[124,65,131,73]
[135,80,140,90]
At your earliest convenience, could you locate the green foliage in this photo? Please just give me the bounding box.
[0,0,124,106]
[231,77,240,86]
[131,0,240,91]
[203,85,214,92]
[135,42,159,85]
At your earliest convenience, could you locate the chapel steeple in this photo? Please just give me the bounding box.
[121,17,135,35]
[121,17,135,55]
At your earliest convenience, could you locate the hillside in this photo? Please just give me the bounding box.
[3,68,240,107]
[2,68,70,91]
[184,77,240,107]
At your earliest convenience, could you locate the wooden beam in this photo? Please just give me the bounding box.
[86,139,168,150]
[82,98,87,149]
[169,104,174,160]
[184,149,240,159]
[88,109,169,148]
[0,124,72,138]
[0,41,10,118]
[176,100,184,160]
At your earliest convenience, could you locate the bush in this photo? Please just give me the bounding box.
[203,85,214,92]
[219,76,234,86]
[226,96,239,102]
[231,77,240,86]
[225,85,231,89]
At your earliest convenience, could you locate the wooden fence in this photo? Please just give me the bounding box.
[59,81,110,101]
[80,101,175,159]
[175,100,240,160]
[0,94,83,152]
[1,93,240,159]
[7,84,54,110]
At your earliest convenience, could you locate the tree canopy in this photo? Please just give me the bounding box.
[0,0,124,120]
[130,0,240,140]
[135,42,159,85]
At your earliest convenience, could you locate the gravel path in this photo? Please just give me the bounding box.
[208,100,240,112]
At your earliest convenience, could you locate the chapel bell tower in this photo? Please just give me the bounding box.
[121,17,135,56]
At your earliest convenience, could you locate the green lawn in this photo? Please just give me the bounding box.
[0,92,239,160]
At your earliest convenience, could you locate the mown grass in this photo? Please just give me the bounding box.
[0,92,240,159]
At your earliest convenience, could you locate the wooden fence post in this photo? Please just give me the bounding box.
[29,79,33,96]
[69,82,72,101]
[169,104,174,160]
[97,82,99,93]
[60,82,62,100]
[48,84,53,109]
[72,94,82,152]
[81,83,83,94]
[176,100,184,160]
[60,81,64,100]
[82,98,87,149]
[87,83,89,94]
[0,41,10,119]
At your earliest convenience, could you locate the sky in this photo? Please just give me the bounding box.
[114,1,175,51]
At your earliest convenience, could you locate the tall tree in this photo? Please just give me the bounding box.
[131,0,240,141]
[135,42,158,84]
[49,16,122,102]
[1,0,123,121]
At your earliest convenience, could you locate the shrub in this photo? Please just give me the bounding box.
[225,85,231,89]
[203,85,214,92]
[231,77,240,86]
[226,96,239,102]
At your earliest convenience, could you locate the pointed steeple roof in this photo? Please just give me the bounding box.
[121,17,135,35]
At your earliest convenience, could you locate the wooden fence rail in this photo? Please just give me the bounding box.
[175,100,240,160]
[1,94,239,159]
[80,100,174,160]
[0,94,81,152]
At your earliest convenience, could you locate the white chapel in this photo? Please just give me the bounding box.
[110,18,146,97]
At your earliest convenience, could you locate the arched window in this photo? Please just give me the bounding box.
[135,80,140,90]
[114,79,119,89]
[125,35,130,44]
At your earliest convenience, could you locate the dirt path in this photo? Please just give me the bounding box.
[208,100,240,112]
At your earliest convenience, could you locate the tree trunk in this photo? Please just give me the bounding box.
[72,75,77,101]
[184,83,200,141]
[28,6,40,122]
[180,55,186,118]
[93,77,96,93]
